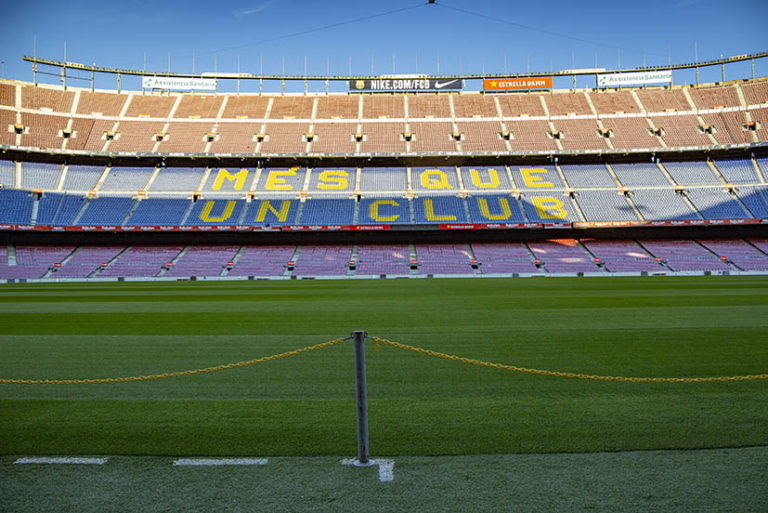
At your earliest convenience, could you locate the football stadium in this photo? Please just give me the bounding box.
[1,1,768,511]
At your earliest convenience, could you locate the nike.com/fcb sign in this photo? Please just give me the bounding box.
[349,78,463,92]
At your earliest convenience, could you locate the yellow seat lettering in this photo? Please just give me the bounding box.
[317,170,348,190]
[420,169,453,189]
[532,197,568,219]
[520,168,554,188]
[369,199,400,222]
[469,168,500,188]
[265,170,296,190]
[255,200,292,222]
[200,201,237,222]
[212,168,249,191]
[424,198,456,221]
[478,197,512,220]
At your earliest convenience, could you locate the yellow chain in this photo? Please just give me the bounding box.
[370,336,768,383]
[0,337,347,385]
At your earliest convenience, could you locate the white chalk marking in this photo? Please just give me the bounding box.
[172,458,268,466]
[376,459,395,482]
[14,457,108,465]
[340,458,395,482]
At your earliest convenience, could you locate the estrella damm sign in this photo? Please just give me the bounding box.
[483,76,552,91]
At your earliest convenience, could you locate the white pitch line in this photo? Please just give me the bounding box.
[340,458,395,482]
[14,457,108,465]
[172,458,268,466]
[376,459,394,482]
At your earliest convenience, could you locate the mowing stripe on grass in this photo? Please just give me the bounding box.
[172,458,268,466]
[14,457,108,465]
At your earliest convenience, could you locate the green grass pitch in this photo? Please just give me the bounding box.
[1,276,767,457]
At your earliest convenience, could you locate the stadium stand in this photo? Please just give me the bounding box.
[292,245,351,276]
[355,244,412,276]
[125,199,191,225]
[663,161,722,185]
[300,199,355,225]
[471,242,540,274]
[227,245,295,277]
[639,239,732,271]
[243,199,300,226]
[611,162,671,187]
[2,76,768,283]
[0,83,15,106]
[0,159,15,187]
[635,88,691,112]
[259,122,310,153]
[21,162,61,190]
[125,94,176,118]
[467,195,526,223]
[407,94,451,118]
[0,110,16,146]
[359,197,411,225]
[408,121,457,152]
[575,190,638,221]
[688,84,741,109]
[0,189,34,223]
[559,164,616,187]
[460,166,512,192]
[99,166,155,192]
[21,85,74,113]
[310,122,358,153]
[735,186,768,217]
[36,193,86,226]
[315,96,359,119]
[698,238,768,271]
[98,246,184,278]
[270,96,315,119]
[222,95,270,119]
[156,122,212,153]
[527,239,601,273]
[714,159,761,184]
[164,246,240,278]
[414,243,474,275]
[184,199,246,225]
[308,167,356,194]
[76,196,135,225]
[581,240,663,272]
[362,94,405,118]
[173,95,224,119]
[544,92,592,116]
[358,122,408,153]
[588,90,642,115]
[456,120,507,152]
[107,120,167,152]
[18,113,66,149]
[453,94,499,118]
[76,91,128,117]
[630,189,699,220]
[413,196,468,224]
[207,122,259,154]
[51,246,125,278]
[149,167,206,192]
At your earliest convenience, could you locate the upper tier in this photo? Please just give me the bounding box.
[1,78,767,156]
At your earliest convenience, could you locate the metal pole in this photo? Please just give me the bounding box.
[353,330,374,467]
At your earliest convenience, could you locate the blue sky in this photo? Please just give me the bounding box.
[1,0,767,92]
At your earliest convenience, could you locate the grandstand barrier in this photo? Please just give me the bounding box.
[1,219,766,233]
